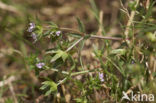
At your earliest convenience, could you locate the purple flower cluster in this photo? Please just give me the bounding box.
[28,22,35,32]
[56,31,61,36]
[27,22,38,43]
[98,72,104,82]
[36,62,45,69]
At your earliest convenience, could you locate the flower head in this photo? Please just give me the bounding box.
[131,60,135,64]
[36,62,45,69]
[28,22,35,32]
[56,31,61,36]
[98,72,104,82]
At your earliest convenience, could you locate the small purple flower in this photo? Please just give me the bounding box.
[36,62,45,69]
[98,72,104,82]
[31,33,37,43]
[56,31,61,36]
[28,22,35,32]
[131,60,135,64]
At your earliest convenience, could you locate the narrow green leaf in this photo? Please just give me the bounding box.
[50,50,68,62]
[45,90,52,96]
[62,52,68,62]
[40,81,57,96]
[76,17,85,33]
[89,0,99,20]
[50,53,62,62]
[111,49,126,55]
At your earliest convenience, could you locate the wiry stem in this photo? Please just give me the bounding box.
[65,37,84,52]
[124,0,140,44]
[60,27,123,41]
[90,35,122,41]
[65,35,122,53]
[60,27,84,36]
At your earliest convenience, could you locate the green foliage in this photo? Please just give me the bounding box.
[128,1,137,10]
[146,32,156,42]
[4,98,14,103]
[76,17,85,33]
[14,0,156,102]
[87,76,101,91]
[40,80,58,96]
[49,50,68,62]
[26,54,38,70]
[74,98,87,103]
[89,0,99,20]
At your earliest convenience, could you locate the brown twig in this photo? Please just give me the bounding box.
[45,26,123,41]
[60,27,123,41]
[90,35,123,41]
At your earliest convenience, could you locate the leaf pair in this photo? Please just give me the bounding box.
[40,81,57,96]
[46,50,68,63]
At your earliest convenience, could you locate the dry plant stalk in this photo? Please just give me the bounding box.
[0,76,16,87]
[0,1,21,14]
[97,11,104,35]
[124,0,140,44]
[0,76,18,103]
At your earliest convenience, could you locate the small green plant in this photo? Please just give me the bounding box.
[26,0,156,102]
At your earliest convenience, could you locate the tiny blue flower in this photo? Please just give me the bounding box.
[98,72,104,82]
[28,22,35,32]
[36,62,45,69]
[56,31,61,36]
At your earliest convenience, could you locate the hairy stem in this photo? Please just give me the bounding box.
[124,0,140,44]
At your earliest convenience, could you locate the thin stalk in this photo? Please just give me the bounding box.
[50,68,69,75]
[57,77,67,86]
[90,35,123,41]
[124,0,140,44]
[65,37,84,52]
[71,70,90,76]
[56,70,92,86]
[60,27,123,41]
